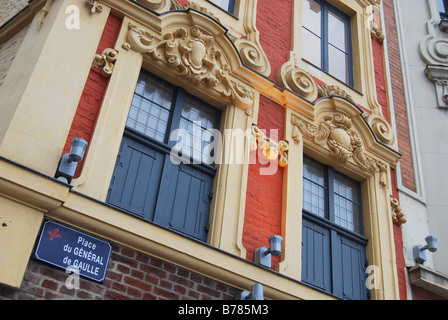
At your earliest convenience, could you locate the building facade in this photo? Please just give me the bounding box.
[391,0,448,300]
[0,0,424,300]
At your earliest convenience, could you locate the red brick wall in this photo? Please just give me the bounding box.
[383,0,416,192]
[257,0,292,81]
[370,4,409,299]
[0,243,239,300]
[62,13,122,178]
[243,96,284,266]
[372,38,390,122]
[381,1,412,300]
[241,0,291,265]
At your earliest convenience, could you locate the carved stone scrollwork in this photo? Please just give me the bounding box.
[185,2,216,19]
[367,113,395,145]
[137,0,173,13]
[317,83,354,102]
[250,125,289,167]
[291,113,388,185]
[370,21,385,44]
[278,65,318,101]
[126,23,255,109]
[425,64,448,108]
[391,198,407,225]
[235,39,270,76]
[86,0,102,14]
[92,48,118,77]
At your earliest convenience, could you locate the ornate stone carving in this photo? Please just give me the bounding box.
[92,48,118,77]
[425,64,448,108]
[367,113,395,145]
[86,0,102,14]
[291,113,388,184]
[235,39,271,75]
[137,0,173,12]
[185,2,216,19]
[370,21,385,43]
[278,66,318,101]
[420,0,448,65]
[250,125,289,167]
[127,24,255,109]
[391,198,407,225]
[317,83,354,102]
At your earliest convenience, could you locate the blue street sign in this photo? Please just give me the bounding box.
[34,220,111,283]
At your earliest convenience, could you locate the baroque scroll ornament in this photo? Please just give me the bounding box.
[126,24,254,109]
[291,113,387,185]
[250,125,289,167]
[92,48,118,77]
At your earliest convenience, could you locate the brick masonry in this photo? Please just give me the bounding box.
[0,243,240,300]
[243,96,284,266]
[241,0,291,265]
[62,13,122,178]
[257,0,292,82]
[383,0,416,192]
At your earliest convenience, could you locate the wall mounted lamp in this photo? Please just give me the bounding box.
[254,235,283,268]
[55,137,88,184]
[237,283,264,300]
[413,235,438,264]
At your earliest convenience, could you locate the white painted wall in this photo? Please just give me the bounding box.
[393,0,448,277]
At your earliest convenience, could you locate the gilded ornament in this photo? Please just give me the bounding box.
[370,22,385,43]
[251,126,289,167]
[391,198,407,225]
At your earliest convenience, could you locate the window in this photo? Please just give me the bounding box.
[208,0,235,14]
[302,0,353,86]
[438,0,448,20]
[301,157,369,300]
[107,71,220,242]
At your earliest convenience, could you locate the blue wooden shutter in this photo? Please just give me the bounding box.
[107,136,164,221]
[154,161,213,242]
[301,218,332,291]
[333,234,368,300]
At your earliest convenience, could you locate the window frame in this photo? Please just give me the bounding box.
[301,156,369,300]
[107,70,221,242]
[302,0,354,86]
[438,0,448,20]
[207,0,236,15]
[302,156,366,240]
[126,70,221,171]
